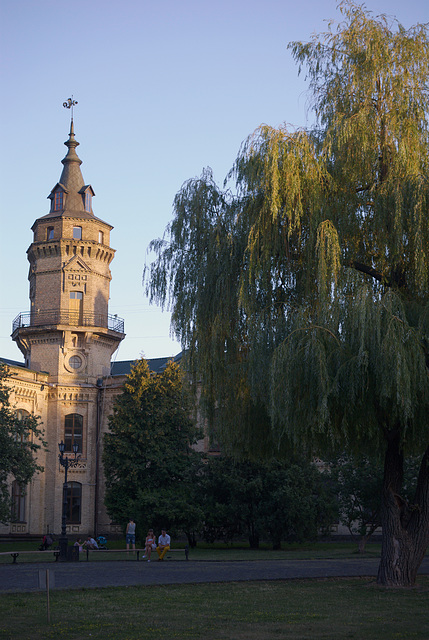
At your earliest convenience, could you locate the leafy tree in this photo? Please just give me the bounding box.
[0,362,45,523]
[145,3,429,586]
[199,457,335,549]
[198,457,243,545]
[262,460,336,549]
[330,455,384,553]
[331,455,421,554]
[214,459,265,549]
[103,359,203,544]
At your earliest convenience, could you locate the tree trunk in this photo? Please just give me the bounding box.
[357,522,380,554]
[358,535,369,554]
[249,534,260,549]
[377,435,429,587]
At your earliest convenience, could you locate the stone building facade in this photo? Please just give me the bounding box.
[0,122,200,539]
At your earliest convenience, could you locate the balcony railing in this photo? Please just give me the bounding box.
[12,310,125,334]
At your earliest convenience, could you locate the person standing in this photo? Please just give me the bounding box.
[156,529,171,561]
[126,518,136,551]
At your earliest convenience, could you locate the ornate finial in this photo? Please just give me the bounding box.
[63,96,78,120]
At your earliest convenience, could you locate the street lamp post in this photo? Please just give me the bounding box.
[58,440,80,561]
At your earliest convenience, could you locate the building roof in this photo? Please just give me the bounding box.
[0,357,26,369]
[111,352,183,376]
[1,353,183,377]
[34,120,110,228]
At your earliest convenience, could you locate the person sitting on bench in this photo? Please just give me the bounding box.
[40,533,53,550]
[84,536,99,550]
[156,529,171,561]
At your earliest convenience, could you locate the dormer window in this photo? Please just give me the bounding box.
[47,227,54,240]
[54,191,63,211]
[85,191,92,212]
[73,226,82,240]
[80,185,94,212]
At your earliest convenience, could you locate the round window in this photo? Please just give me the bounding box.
[69,355,82,369]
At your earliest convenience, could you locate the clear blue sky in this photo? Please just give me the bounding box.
[1,0,427,364]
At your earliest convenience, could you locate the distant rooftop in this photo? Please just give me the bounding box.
[0,353,183,377]
[111,353,183,376]
[0,357,26,369]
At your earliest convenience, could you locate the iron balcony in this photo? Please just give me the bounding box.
[12,310,125,334]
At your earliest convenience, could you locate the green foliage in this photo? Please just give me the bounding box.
[262,460,336,549]
[329,454,421,552]
[0,362,45,524]
[270,286,429,455]
[330,454,384,551]
[145,3,429,458]
[102,359,203,541]
[198,457,336,549]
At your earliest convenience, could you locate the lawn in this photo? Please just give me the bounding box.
[0,577,428,639]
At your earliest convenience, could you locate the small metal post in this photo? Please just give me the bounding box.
[58,464,68,561]
[46,569,50,624]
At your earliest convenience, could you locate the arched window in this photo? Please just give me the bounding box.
[11,481,26,522]
[64,414,83,453]
[66,482,82,524]
[15,409,31,443]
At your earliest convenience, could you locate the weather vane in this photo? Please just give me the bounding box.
[63,96,78,120]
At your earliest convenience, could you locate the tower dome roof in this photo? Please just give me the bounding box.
[43,120,97,220]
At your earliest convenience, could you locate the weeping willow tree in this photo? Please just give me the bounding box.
[145,2,429,586]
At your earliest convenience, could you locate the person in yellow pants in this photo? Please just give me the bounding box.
[156,529,171,560]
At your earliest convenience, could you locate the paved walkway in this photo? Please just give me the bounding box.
[2,557,429,593]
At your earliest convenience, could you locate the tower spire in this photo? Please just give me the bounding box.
[56,97,86,207]
[62,118,81,166]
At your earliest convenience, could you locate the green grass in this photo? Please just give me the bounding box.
[1,577,428,639]
[185,542,382,561]
[0,541,383,564]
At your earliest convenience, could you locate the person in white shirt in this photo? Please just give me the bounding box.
[84,536,99,550]
[156,529,171,560]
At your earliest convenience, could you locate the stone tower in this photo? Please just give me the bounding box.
[12,120,124,382]
[10,121,125,536]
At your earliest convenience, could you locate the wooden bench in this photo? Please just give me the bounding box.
[0,545,189,564]
[84,546,189,561]
[0,550,61,564]
[138,548,189,561]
